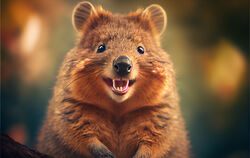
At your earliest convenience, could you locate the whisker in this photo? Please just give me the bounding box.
[63,74,85,90]
[54,75,85,98]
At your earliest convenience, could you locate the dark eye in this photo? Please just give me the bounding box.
[97,44,106,53]
[137,46,144,54]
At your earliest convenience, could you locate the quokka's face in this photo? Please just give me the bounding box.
[68,1,172,106]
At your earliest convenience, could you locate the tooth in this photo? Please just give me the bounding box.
[113,79,115,88]
[120,87,122,91]
[125,80,129,89]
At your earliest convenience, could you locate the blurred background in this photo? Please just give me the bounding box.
[1,0,249,157]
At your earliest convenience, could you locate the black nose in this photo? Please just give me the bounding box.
[113,56,132,77]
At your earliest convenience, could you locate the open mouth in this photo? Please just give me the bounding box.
[103,78,135,95]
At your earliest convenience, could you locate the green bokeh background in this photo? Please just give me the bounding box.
[1,0,249,157]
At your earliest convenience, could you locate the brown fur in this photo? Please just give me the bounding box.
[37,2,190,158]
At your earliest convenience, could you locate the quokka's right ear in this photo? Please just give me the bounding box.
[142,4,167,36]
[72,1,96,32]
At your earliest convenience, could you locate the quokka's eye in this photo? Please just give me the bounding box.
[97,44,106,53]
[137,46,144,54]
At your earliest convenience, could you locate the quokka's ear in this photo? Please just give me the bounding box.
[142,4,167,35]
[72,1,96,32]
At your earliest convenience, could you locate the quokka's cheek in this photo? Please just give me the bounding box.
[76,59,90,70]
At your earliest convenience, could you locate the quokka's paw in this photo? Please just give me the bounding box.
[89,147,114,158]
[132,145,151,158]
[88,141,115,158]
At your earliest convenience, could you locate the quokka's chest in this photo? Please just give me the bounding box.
[78,109,168,157]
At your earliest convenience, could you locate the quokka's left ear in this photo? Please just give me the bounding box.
[142,4,167,35]
[72,1,96,32]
